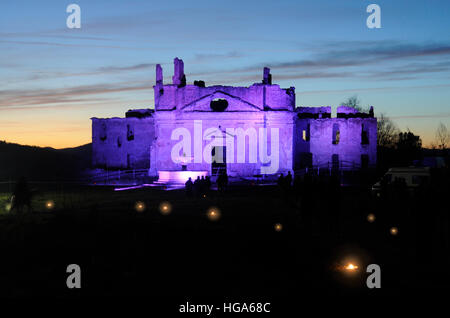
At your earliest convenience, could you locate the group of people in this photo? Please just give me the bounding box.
[185,175,211,197]
[185,172,229,197]
[277,171,293,191]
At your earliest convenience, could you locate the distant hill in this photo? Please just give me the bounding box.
[0,141,92,181]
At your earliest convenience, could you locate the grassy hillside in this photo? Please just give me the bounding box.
[0,141,92,181]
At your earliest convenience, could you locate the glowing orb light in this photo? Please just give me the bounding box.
[135,201,146,213]
[45,200,55,210]
[5,203,11,212]
[390,227,398,235]
[274,223,283,232]
[207,207,221,221]
[345,263,359,271]
[367,213,375,222]
[159,201,172,215]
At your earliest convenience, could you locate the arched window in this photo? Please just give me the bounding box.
[302,124,310,141]
[100,122,107,141]
[361,124,369,144]
[332,124,340,145]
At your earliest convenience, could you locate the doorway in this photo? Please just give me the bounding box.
[211,146,226,176]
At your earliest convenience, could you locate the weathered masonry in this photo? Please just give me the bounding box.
[91,58,376,178]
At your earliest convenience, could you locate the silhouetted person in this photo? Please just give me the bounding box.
[223,172,228,188]
[205,176,211,195]
[200,176,206,195]
[185,177,193,197]
[285,171,293,188]
[217,172,228,192]
[11,177,32,213]
[194,176,201,197]
[277,173,284,188]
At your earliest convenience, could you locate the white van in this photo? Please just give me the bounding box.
[372,167,431,196]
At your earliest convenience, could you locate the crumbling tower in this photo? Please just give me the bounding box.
[172,57,186,87]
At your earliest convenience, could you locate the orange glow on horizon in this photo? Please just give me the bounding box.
[0,104,441,149]
[0,118,91,149]
[0,101,151,149]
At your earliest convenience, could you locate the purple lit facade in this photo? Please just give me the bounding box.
[91,58,377,178]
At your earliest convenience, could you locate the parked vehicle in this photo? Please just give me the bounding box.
[372,167,431,197]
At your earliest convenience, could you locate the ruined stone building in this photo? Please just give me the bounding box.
[91,58,377,180]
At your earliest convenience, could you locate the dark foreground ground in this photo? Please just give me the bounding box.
[0,177,449,309]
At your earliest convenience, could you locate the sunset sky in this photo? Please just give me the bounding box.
[1,0,450,148]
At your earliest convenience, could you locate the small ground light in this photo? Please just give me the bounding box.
[345,263,359,271]
[5,203,11,212]
[274,223,283,232]
[159,201,172,215]
[367,213,375,222]
[390,227,398,235]
[45,200,54,210]
[207,207,221,221]
[135,201,146,212]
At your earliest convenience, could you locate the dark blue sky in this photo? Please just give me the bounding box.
[1,0,449,147]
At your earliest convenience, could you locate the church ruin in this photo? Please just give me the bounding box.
[91,58,377,181]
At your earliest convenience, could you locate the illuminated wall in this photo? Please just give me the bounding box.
[91,58,377,178]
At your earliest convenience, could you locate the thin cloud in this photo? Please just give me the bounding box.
[97,63,156,72]
[0,82,152,108]
[166,43,450,84]
[0,31,113,42]
[390,113,450,119]
[298,84,450,95]
[0,39,168,51]
[194,51,243,61]
[8,63,159,83]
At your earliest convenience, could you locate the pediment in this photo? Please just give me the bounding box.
[180,90,261,112]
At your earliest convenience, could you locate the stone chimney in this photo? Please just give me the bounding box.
[172,57,186,86]
[263,67,272,85]
[156,64,163,85]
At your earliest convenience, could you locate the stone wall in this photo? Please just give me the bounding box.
[91,58,378,179]
[91,116,155,169]
[150,110,293,177]
[153,58,295,111]
[154,84,295,111]
[295,114,377,169]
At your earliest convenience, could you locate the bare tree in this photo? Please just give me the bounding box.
[377,113,399,148]
[429,142,438,150]
[341,95,363,111]
[435,122,450,150]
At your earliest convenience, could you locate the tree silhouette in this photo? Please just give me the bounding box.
[396,130,422,165]
[377,113,399,148]
[435,122,450,150]
[341,95,363,111]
